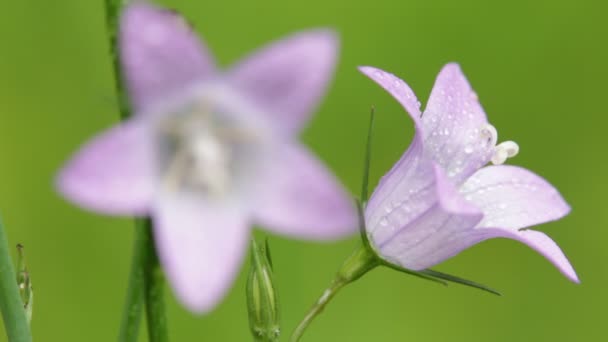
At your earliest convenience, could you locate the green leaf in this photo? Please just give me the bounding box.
[420,269,501,296]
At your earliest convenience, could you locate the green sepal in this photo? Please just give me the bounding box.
[378,259,448,286]
[15,244,33,325]
[264,238,274,271]
[419,269,501,296]
[360,106,376,205]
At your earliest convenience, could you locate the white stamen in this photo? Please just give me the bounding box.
[491,140,520,165]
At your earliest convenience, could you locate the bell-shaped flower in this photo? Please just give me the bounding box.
[359,64,578,282]
[57,2,356,312]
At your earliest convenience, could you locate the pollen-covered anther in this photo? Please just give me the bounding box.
[491,140,519,165]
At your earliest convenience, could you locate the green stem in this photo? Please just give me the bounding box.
[117,219,147,342]
[142,220,169,342]
[103,0,130,119]
[102,1,157,341]
[0,220,32,342]
[290,246,378,342]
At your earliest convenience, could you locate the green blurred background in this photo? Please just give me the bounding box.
[0,0,606,340]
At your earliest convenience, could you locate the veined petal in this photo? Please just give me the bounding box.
[152,194,249,313]
[252,143,357,239]
[358,66,432,234]
[371,163,483,270]
[120,3,216,113]
[460,165,571,230]
[57,120,155,215]
[422,63,495,184]
[456,165,577,282]
[226,30,338,135]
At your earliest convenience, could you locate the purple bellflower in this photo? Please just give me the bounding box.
[359,64,578,283]
[57,3,356,312]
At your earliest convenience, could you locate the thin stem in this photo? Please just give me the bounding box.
[290,245,378,341]
[0,220,31,342]
[103,0,130,119]
[102,1,151,341]
[142,220,169,342]
[117,219,147,342]
[290,279,346,342]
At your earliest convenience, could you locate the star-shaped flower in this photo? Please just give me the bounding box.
[57,3,356,312]
[359,64,578,282]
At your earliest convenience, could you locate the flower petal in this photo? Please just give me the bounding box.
[422,63,495,184]
[369,161,483,270]
[480,228,579,283]
[153,194,249,313]
[57,120,155,215]
[226,30,338,134]
[460,165,571,231]
[358,66,436,237]
[456,165,577,282]
[358,66,422,119]
[120,3,216,113]
[252,143,357,239]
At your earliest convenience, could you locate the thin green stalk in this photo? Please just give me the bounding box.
[104,0,130,119]
[101,1,158,341]
[0,221,31,342]
[289,279,346,342]
[290,246,379,342]
[143,221,169,342]
[117,219,147,342]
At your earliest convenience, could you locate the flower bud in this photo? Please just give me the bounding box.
[246,239,279,342]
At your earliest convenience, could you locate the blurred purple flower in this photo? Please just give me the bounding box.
[359,64,578,283]
[57,3,356,312]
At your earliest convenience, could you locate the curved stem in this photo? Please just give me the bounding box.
[290,279,346,342]
[117,219,147,342]
[0,220,31,342]
[143,221,169,342]
[290,245,378,341]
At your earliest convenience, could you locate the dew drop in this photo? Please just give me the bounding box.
[464,145,474,154]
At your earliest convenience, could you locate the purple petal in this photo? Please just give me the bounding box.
[57,120,155,215]
[358,66,422,119]
[422,63,494,184]
[120,3,216,113]
[358,66,436,237]
[252,143,357,239]
[153,194,249,313]
[461,165,571,230]
[480,228,579,283]
[458,165,577,282]
[369,161,483,270]
[226,30,338,134]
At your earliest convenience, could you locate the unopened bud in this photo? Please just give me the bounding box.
[246,239,279,341]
